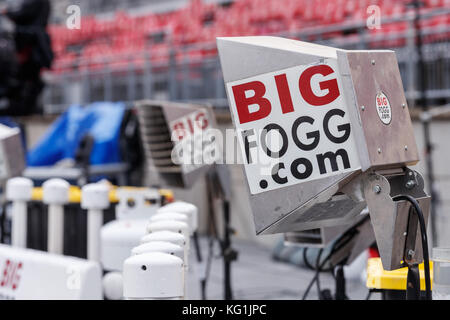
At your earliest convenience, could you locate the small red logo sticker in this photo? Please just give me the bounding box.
[0,259,23,291]
[375,92,392,125]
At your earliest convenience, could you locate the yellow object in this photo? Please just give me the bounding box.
[31,186,174,205]
[366,257,433,291]
[159,189,175,203]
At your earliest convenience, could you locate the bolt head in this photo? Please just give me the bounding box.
[377,148,382,154]
[402,103,406,109]
[404,145,408,151]
[405,180,416,189]
[373,185,381,194]
[371,60,375,65]
[408,250,415,257]
[361,105,365,111]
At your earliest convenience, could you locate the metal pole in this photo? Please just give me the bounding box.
[223,199,233,300]
[182,48,189,100]
[48,204,64,254]
[11,201,27,248]
[169,48,177,100]
[143,52,153,99]
[413,0,437,244]
[87,209,102,261]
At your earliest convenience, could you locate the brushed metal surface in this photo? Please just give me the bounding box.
[363,171,430,270]
[346,51,419,169]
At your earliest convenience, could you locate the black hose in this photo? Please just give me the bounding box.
[315,248,324,299]
[393,194,432,300]
[301,215,370,300]
[301,231,354,299]
[201,230,215,300]
[302,247,315,270]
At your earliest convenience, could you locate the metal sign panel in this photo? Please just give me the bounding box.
[169,108,215,175]
[217,36,422,238]
[137,100,219,188]
[218,36,430,270]
[225,59,361,195]
[343,51,419,169]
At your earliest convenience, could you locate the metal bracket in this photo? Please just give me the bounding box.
[363,168,431,270]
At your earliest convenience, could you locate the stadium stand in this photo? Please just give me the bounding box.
[48,0,449,72]
[41,0,450,112]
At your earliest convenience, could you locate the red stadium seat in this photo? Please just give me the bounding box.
[48,0,449,75]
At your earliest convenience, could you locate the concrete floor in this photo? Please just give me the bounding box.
[186,238,378,300]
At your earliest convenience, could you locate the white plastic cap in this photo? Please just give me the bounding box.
[146,220,189,239]
[6,177,33,201]
[140,231,186,248]
[81,183,110,210]
[131,241,184,261]
[102,271,123,300]
[149,212,191,233]
[158,202,198,232]
[42,178,70,205]
[123,252,184,299]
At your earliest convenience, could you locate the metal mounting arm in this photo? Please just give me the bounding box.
[363,168,431,270]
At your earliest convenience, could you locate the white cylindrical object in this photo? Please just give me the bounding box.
[11,202,28,248]
[87,209,103,261]
[81,183,110,262]
[6,177,33,248]
[43,179,70,254]
[150,212,191,233]
[141,231,186,247]
[103,272,124,300]
[123,252,184,300]
[147,220,190,250]
[141,231,188,266]
[158,201,198,232]
[132,241,187,296]
[132,241,184,261]
[47,205,65,254]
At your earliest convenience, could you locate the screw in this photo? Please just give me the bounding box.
[408,250,415,257]
[371,59,375,65]
[406,180,416,189]
[403,232,407,236]
[402,103,406,109]
[404,145,408,151]
[361,105,365,111]
[373,185,381,194]
[377,148,382,154]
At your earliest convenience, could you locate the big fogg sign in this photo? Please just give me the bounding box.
[226,60,360,194]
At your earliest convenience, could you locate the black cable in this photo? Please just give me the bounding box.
[393,194,432,300]
[315,248,324,299]
[365,290,373,300]
[330,268,336,279]
[201,229,215,300]
[201,178,228,300]
[301,215,370,300]
[303,247,315,270]
[302,231,355,299]
[302,246,334,272]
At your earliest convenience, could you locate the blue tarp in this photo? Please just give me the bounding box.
[27,102,125,166]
